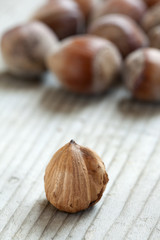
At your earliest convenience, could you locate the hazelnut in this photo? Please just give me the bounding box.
[92,0,147,23]
[73,0,95,21]
[1,21,58,76]
[88,14,149,58]
[44,140,109,213]
[148,26,160,49]
[141,3,160,32]
[47,35,122,94]
[32,0,85,40]
[49,0,94,22]
[143,0,160,7]
[123,48,160,101]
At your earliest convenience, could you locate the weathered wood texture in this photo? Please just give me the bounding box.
[0,1,160,240]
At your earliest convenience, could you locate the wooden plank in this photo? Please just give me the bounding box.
[0,1,160,240]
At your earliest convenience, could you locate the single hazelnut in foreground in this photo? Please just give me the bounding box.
[143,0,160,7]
[88,14,149,58]
[1,21,58,76]
[44,140,109,213]
[141,3,160,32]
[32,0,85,40]
[91,0,147,23]
[123,48,160,101]
[47,35,122,94]
[148,26,160,49]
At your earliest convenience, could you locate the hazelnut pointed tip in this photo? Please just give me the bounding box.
[70,139,76,144]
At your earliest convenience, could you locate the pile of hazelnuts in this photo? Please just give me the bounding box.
[1,0,160,101]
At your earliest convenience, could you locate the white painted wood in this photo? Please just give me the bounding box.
[0,1,160,240]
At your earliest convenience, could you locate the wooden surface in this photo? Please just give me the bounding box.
[0,1,160,240]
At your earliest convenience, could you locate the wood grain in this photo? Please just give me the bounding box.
[0,1,160,239]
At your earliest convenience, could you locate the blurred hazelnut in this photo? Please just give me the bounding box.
[47,35,122,94]
[142,3,160,32]
[143,0,160,7]
[148,26,160,49]
[50,0,94,22]
[92,0,147,23]
[88,14,149,57]
[73,0,95,22]
[1,21,58,76]
[124,48,160,101]
[32,0,85,40]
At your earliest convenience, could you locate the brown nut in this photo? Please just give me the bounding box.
[73,0,94,21]
[1,21,58,76]
[88,14,149,58]
[92,0,147,23]
[148,26,160,49]
[44,140,109,213]
[49,0,94,21]
[124,48,160,101]
[32,0,85,40]
[143,0,160,7]
[141,3,160,32]
[47,35,122,94]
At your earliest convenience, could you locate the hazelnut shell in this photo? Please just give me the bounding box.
[47,35,122,94]
[92,0,147,23]
[148,26,160,49]
[88,14,149,57]
[73,0,94,21]
[141,3,160,32]
[124,48,160,101]
[143,0,160,7]
[44,140,109,213]
[1,21,58,76]
[32,0,85,40]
